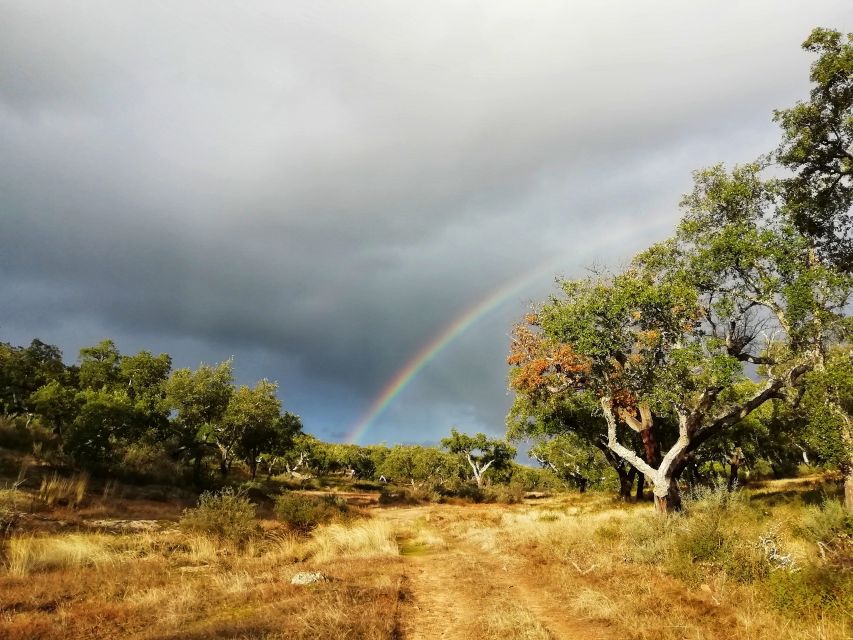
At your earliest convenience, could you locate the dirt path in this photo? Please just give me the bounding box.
[378,506,609,640]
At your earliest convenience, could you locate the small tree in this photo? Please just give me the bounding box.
[441,428,515,488]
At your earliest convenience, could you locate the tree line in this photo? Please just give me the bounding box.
[0,339,536,494]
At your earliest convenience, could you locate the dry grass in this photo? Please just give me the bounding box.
[310,519,399,562]
[1,479,850,640]
[481,602,552,639]
[6,533,115,576]
[38,473,88,508]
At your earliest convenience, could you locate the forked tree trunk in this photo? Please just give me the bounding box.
[653,477,682,514]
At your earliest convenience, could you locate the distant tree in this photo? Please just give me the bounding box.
[797,346,853,509]
[441,428,516,488]
[165,360,234,484]
[119,350,172,436]
[774,28,853,271]
[242,412,302,479]
[64,388,133,468]
[378,445,461,491]
[216,379,281,477]
[529,433,610,493]
[78,340,122,391]
[0,339,65,416]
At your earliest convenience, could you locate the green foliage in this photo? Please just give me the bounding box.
[179,487,259,543]
[774,28,853,271]
[795,499,853,545]
[0,339,65,415]
[378,445,462,490]
[218,379,282,476]
[64,389,133,468]
[274,492,354,532]
[78,340,122,391]
[767,565,853,617]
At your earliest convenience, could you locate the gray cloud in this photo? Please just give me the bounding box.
[1,1,850,443]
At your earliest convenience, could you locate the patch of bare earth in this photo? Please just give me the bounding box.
[380,505,609,640]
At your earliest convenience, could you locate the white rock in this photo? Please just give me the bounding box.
[290,571,328,585]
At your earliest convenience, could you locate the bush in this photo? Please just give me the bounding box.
[795,500,853,545]
[274,492,354,532]
[38,472,88,508]
[484,485,525,504]
[179,487,258,543]
[767,565,853,617]
[378,487,421,505]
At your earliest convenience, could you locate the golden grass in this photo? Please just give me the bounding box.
[38,472,89,508]
[481,603,552,639]
[310,520,399,562]
[1,480,849,640]
[7,533,115,576]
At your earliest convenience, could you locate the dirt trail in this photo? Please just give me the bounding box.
[377,506,609,640]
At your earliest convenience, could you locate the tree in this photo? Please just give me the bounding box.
[0,339,65,416]
[164,360,234,484]
[119,350,172,437]
[529,433,610,493]
[511,163,850,513]
[507,360,658,501]
[78,340,121,391]
[377,445,461,491]
[216,379,281,477]
[774,28,853,271]
[798,346,853,509]
[242,412,302,479]
[29,379,79,438]
[441,428,516,488]
[64,388,133,468]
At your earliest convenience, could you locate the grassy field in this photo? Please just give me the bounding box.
[1,474,851,640]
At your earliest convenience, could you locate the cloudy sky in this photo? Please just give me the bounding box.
[1,2,850,446]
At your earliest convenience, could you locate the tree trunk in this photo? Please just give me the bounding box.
[635,473,645,501]
[653,476,682,514]
[844,467,853,513]
[192,453,203,487]
[639,427,659,467]
[727,462,739,492]
[617,467,635,501]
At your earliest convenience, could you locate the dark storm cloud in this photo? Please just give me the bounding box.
[1,1,850,442]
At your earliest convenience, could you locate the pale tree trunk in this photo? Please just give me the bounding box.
[837,412,853,512]
[467,454,493,488]
[844,468,853,512]
[601,368,806,515]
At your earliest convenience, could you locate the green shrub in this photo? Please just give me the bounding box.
[274,492,354,532]
[795,500,852,545]
[454,484,485,503]
[767,565,853,617]
[179,487,258,543]
[484,485,525,504]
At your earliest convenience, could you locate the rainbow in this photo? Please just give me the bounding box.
[345,256,570,444]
